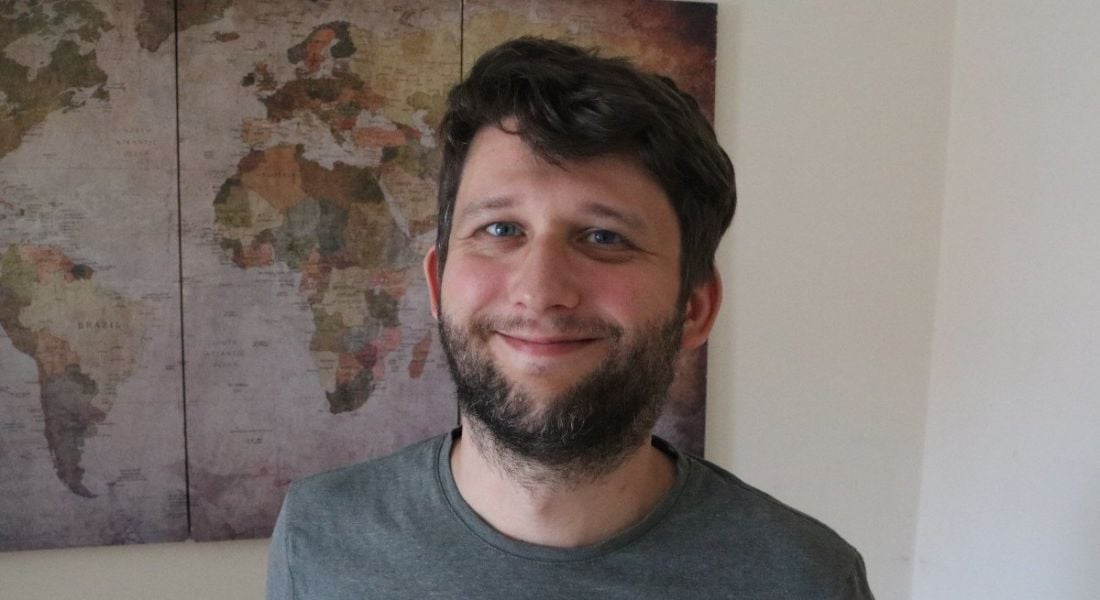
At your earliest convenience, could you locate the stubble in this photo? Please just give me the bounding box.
[439,311,683,487]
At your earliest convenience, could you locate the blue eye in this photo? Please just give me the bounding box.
[485,222,520,237]
[586,229,623,245]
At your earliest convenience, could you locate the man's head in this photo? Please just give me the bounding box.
[435,37,735,303]
[424,37,735,481]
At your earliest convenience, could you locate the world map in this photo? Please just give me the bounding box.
[0,0,716,550]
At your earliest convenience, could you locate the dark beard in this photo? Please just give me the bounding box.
[439,312,683,485]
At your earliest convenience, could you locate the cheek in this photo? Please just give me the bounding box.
[439,256,507,312]
[587,268,679,322]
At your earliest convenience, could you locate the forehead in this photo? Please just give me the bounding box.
[454,126,677,230]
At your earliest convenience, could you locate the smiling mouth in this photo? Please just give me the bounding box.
[494,332,603,357]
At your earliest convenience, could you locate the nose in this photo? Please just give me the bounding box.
[507,236,581,313]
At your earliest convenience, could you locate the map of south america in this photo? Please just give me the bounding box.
[0,245,146,498]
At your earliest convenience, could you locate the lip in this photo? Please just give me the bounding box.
[494,331,602,357]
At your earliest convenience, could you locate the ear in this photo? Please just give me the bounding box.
[423,245,441,320]
[680,267,723,351]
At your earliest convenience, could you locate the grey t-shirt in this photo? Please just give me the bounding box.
[267,430,873,599]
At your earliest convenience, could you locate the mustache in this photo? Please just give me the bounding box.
[466,314,624,340]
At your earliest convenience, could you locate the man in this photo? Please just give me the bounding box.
[267,37,873,599]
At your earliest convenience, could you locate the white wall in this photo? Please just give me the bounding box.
[911,2,1100,599]
[706,2,953,599]
[0,540,267,599]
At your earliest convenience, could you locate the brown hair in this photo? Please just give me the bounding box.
[437,37,735,301]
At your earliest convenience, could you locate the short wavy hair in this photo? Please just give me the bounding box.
[436,37,736,302]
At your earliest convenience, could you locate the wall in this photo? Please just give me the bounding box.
[0,540,266,599]
[0,1,958,598]
[707,2,953,599]
[704,1,954,594]
[911,2,1100,598]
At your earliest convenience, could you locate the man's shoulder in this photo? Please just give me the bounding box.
[687,455,857,548]
[281,433,446,518]
[668,453,870,595]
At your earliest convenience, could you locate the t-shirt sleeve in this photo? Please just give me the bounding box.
[266,497,295,600]
[843,551,875,600]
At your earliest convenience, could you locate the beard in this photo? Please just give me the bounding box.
[439,310,683,485]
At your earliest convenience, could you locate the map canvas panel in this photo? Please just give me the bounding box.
[0,1,187,551]
[178,0,462,541]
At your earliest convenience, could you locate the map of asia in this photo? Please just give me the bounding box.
[0,0,717,550]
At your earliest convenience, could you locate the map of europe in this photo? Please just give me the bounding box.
[0,0,717,550]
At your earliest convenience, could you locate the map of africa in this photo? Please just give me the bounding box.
[1,0,716,550]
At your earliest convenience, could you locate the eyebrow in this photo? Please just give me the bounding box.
[458,196,515,223]
[581,201,647,232]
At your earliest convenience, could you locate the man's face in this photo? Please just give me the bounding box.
[424,126,714,473]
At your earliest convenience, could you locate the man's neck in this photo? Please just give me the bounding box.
[450,419,677,548]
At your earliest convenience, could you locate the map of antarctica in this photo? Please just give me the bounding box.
[0,0,716,550]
